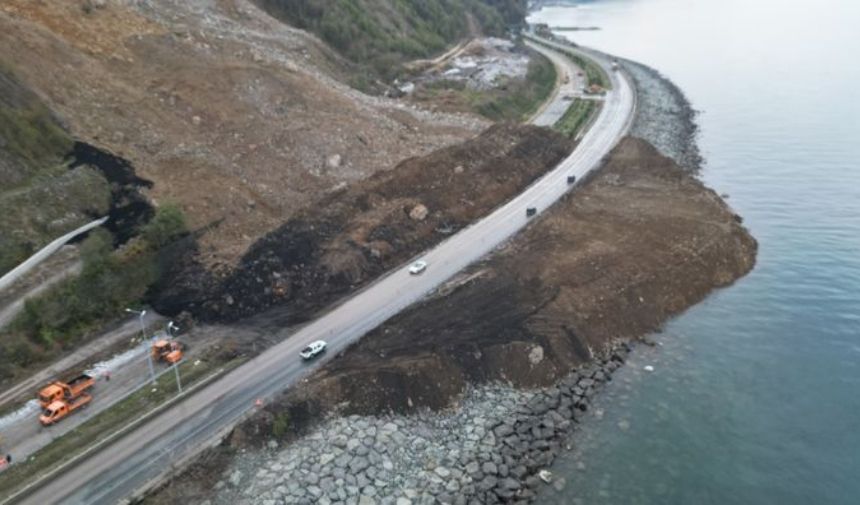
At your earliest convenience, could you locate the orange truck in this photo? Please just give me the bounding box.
[38,374,95,409]
[40,394,92,426]
[152,339,183,364]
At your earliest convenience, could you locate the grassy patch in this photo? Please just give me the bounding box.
[553,98,600,139]
[0,356,240,499]
[471,50,557,121]
[0,65,103,276]
[0,205,188,378]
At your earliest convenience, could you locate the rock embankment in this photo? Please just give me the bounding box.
[192,347,630,505]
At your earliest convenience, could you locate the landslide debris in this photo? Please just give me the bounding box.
[144,137,757,505]
[280,137,757,413]
[153,124,573,322]
[0,0,486,268]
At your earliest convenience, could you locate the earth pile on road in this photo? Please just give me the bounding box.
[152,124,574,322]
[145,136,756,504]
[267,136,757,413]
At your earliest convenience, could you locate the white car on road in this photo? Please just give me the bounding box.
[408,260,428,275]
[299,340,327,360]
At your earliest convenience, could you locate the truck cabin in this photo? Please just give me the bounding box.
[40,401,65,425]
[38,384,65,407]
[153,339,183,364]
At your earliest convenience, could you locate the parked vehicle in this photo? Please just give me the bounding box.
[38,374,94,408]
[526,207,537,217]
[39,394,92,426]
[300,340,327,360]
[408,260,428,275]
[152,339,183,364]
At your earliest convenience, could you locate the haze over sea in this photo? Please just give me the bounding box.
[529,1,860,503]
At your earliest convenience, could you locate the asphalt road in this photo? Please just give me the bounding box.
[527,40,590,127]
[8,38,635,505]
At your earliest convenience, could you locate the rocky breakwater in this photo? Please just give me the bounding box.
[207,346,629,505]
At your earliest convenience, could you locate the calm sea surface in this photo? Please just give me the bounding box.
[529,1,860,503]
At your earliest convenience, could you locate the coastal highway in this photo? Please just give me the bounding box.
[7,38,635,505]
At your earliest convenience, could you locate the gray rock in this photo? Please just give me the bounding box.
[228,470,243,487]
[465,461,481,476]
[481,462,498,475]
[478,476,498,492]
[349,456,370,474]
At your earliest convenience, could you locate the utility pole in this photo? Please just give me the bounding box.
[126,308,156,384]
[173,362,182,393]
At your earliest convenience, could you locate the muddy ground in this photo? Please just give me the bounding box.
[145,136,756,503]
[152,124,573,322]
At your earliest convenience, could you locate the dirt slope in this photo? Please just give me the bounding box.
[0,0,485,266]
[283,137,757,413]
[152,123,573,322]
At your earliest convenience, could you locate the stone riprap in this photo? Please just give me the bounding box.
[207,345,631,505]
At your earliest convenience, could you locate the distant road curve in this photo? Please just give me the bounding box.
[0,217,108,293]
[9,37,635,505]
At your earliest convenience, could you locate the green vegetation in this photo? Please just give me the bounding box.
[0,104,72,179]
[414,49,557,122]
[0,205,188,382]
[272,412,291,439]
[0,356,240,499]
[0,166,112,275]
[254,0,527,82]
[0,66,110,276]
[553,98,599,139]
[471,51,557,121]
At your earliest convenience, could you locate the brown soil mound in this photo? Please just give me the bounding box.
[284,137,757,413]
[0,0,484,266]
[153,123,573,322]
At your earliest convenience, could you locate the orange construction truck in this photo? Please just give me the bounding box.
[38,374,95,408]
[152,339,183,364]
[40,394,92,426]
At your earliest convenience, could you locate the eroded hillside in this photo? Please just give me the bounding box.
[0,0,487,266]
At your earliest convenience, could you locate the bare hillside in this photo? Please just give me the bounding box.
[0,0,486,266]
